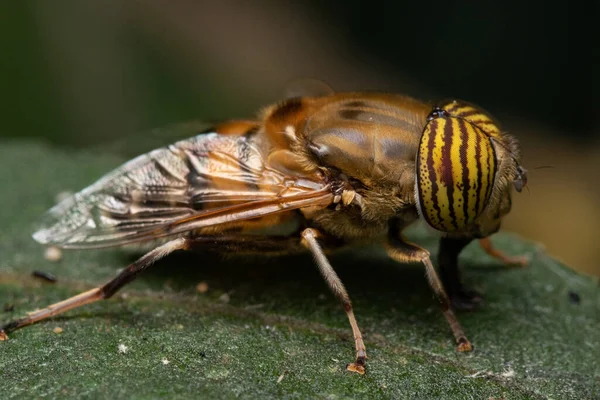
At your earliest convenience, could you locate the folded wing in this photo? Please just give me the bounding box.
[33,132,331,249]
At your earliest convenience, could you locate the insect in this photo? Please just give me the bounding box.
[1,81,528,374]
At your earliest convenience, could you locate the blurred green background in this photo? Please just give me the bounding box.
[1,1,598,275]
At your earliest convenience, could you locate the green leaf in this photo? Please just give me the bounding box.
[1,140,598,399]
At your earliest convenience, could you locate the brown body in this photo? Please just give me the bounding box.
[265,93,426,240]
[204,93,429,243]
[1,84,528,374]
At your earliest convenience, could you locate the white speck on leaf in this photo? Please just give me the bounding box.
[466,370,487,378]
[44,246,62,262]
[277,372,285,383]
[501,367,515,378]
[161,358,170,365]
[118,344,128,354]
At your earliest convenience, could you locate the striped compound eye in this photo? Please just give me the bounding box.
[415,102,499,232]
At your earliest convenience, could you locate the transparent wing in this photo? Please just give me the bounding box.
[33,131,331,249]
[282,78,335,99]
[91,120,214,158]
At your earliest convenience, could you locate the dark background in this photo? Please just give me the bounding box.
[1,1,598,275]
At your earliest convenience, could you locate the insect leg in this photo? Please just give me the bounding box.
[386,233,472,353]
[438,236,484,311]
[300,228,367,375]
[0,238,187,338]
[479,237,529,267]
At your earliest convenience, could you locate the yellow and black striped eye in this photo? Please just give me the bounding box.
[415,104,498,232]
[439,100,502,138]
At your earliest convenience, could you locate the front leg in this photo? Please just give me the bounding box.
[439,236,484,311]
[439,235,530,311]
[479,237,529,267]
[385,225,472,353]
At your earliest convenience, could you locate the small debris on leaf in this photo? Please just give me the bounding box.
[44,246,63,262]
[277,372,285,383]
[53,327,63,334]
[568,290,581,304]
[161,358,170,365]
[466,370,488,378]
[32,270,57,283]
[196,281,209,293]
[118,344,129,354]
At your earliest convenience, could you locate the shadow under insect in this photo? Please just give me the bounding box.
[117,237,492,330]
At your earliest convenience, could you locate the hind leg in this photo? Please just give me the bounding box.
[1,238,188,338]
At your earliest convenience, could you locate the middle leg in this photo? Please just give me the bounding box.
[300,228,368,375]
[192,232,367,373]
[386,230,472,352]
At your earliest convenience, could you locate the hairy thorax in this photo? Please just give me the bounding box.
[302,183,416,241]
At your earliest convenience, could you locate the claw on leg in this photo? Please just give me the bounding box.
[346,336,367,374]
[450,288,484,312]
[346,356,366,375]
[457,337,473,352]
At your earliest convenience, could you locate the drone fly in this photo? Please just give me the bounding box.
[1,81,528,374]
